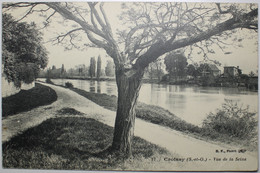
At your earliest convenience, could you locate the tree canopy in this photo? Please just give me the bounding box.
[105,60,115,77]
[89,57,96,78]
[3,2,257,70]
[164,52,188,79]
[186,64,199,78]
[2,13,48,87]
[97,55,102,79]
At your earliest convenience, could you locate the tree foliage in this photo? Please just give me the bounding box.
[97,55,102,79]
[105,60,115,77]
[186,64,199,78]
[61,64,65,74]
[164,53,188,79]
[2,13,48,87]
[89,57,96,78]
[146,60,164,81]
[249,71,255,77]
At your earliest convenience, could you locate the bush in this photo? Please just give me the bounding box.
[202,99,257,140]
[46,78,54,84]
[65,82,73,88]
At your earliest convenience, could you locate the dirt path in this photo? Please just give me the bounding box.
[2,82,257,171]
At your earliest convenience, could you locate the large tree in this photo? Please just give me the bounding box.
[3,2,258,158]
[164,53,188,81]
[2,13,48,87]
[186,64,200,79]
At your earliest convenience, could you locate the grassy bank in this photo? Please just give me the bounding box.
[71,87,199,131]
[2,83,57,117]
[70,87,257,151]
[3,114,177,170]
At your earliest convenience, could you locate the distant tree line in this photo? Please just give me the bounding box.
[42,56,115,80]
[143,52,222,84]
[160,51,257,88]
[41,50,256,87]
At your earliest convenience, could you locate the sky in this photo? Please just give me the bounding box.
[2,1,259,74]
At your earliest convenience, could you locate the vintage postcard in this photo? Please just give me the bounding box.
[1,0,258,172]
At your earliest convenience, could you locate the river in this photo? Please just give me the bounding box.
[38,78,258,126]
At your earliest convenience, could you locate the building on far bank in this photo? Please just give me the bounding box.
[223,66,240,77]
[200,64,221,77]
[208,64,221,77]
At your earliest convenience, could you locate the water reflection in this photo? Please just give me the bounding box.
[39,78,258,126]
[97,81,101,93]
[106,82,116,95]
[149,84,163,105]
[89,80,96,93]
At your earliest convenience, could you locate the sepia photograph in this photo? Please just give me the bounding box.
[1,0,258,172]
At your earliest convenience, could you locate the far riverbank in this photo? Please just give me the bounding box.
[41,76,258,92]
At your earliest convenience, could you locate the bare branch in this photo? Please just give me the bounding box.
[69,34,78,48]
[87,2,122,63]
[100,2,113,35]
[75,8,87,23]
[46,2,107,41]
[216,3,231,14]
[123,3,216,61]
[90,8,99,30]
[88,3,107,33]
[32,7,51,13]
[2,2,40,8]
[52,28,83,44]
[41,10,56,28]
[16,4,37,22]
[133,7,258,69]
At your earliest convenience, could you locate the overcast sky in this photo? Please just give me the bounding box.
[3,1,259,74]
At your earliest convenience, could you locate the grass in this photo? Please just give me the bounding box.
[2,83,57,117]
[70,87,205,132]
[57,107,85,116]
[70,87,257,151]
[3,115,177,170]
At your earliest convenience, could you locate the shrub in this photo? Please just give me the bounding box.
[65,82,73,88]
[202,99,257,140]
[46,78,54,84]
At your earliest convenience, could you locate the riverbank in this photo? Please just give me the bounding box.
[47,76,116,82]
[0,82,193,170]
[3,82,257,171]
[3,115,176,170]
[41,77,258,93]
[40,78,257,151]
[68,86,257,152]
[43,76,160,84]
[2,83,177,170]
[2,83,57,117]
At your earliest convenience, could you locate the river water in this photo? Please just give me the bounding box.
[39,78,258,126]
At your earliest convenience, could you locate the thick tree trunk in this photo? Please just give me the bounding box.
[111,67,144,158]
